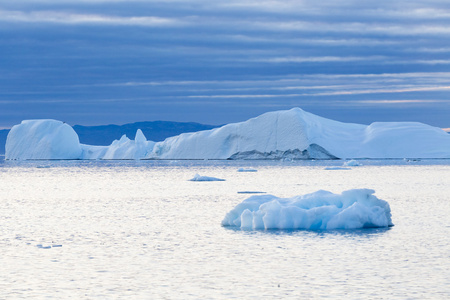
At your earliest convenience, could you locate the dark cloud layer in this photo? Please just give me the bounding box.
[1,0,450,128]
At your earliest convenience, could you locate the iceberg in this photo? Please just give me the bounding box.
[5,120,82,160]
[343,159,362,166]
[5,108,450,160]
[221,189,393,230]
[98,129,154,160]
[145,108,450,159]
[189,174,225,181]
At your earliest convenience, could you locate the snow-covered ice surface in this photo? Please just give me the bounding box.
[5,108,450,160]
[0,159,449,299]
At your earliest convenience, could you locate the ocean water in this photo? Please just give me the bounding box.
[0,158,449,299]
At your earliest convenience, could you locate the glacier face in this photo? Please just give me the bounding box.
[5,107,450,160]
[148,108,312,160]
[227,144,338,160]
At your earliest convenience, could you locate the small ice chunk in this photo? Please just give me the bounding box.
[189,173,225,181]
[237,168,258,172]
[237,191,266,194]
[343,159,362,166]
[404,158,421,163]
[324,167,351,170]
[222,189,393,230]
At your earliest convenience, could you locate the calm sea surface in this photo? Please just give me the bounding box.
[0,158,449,299]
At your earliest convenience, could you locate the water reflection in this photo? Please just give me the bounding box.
[223,226,392,238]
[0,159,448,299]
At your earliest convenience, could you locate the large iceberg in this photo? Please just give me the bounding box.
[5,108,450,160]
[221,189,393,230]
[5,120,82,160]
[147,108,450,159]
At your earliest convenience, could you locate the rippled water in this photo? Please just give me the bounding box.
[0,158,449,299]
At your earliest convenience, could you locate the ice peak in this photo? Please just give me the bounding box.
[135,129,147,144]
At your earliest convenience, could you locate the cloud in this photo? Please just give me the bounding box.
[244,20,450,36]
[354,100,448,104]
[414,47,450,53]
[0,9,184,26]
[1,0,450,128]
[3,4,450,37]
[216,1,450,17]
[105,72,450,87]
[186,94,301,99]
[224,35,402,47]
[257,56,386,63]
[376,8,450,20]
[415,59,450,65]
[306,85,450,97]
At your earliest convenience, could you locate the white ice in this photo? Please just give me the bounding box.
[189,174,225,181]
[6,108,450,160]
[222,189,393,230]
[237,168,258,172]
[343,159,362,166]
[5,120,82,160]
[146,108,450,160]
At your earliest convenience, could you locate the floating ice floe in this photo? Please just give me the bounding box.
[403,158,421,163]
[36,243,62,249]
[237,168,258,172]
[222,189,393,230]
[189,174,225,181]
[344,159,362,166]
[324,167,351,170]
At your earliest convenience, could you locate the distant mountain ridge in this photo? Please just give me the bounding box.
[0,121,220,154]
[0,129,8,155]
[72,121,220,146]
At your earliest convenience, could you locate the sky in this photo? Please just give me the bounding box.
[1,0,450,129]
